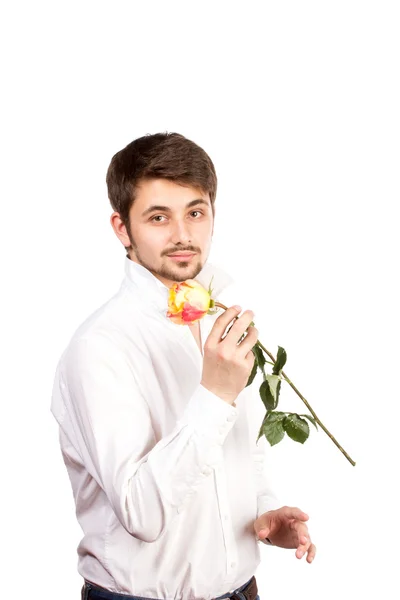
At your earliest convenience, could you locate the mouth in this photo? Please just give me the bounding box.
[167,252,197,262]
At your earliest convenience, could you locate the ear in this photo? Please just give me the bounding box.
[110,212,131,248]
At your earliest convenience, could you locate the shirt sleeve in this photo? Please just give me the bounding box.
[213,276,282,545]
[59,333,238,544]
[252,431,282,517]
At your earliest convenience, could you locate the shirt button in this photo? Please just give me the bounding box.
[224,515,228,521]
[202,466,212,475]
[230,562,236,568]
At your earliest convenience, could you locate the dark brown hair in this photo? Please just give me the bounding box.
[106,132,217,251]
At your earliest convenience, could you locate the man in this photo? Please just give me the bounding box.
[50,132,316,600]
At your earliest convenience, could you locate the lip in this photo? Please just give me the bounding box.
[167,252,196,261]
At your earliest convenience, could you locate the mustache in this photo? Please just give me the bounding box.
[164,248,199,255]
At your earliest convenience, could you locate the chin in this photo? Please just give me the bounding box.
[170,262,202,279]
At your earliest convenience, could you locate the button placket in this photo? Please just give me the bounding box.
[201,466,212,475]
[214,460,238,578]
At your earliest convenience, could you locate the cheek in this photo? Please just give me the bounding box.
[137,229,168,255]
[201,227,213,249]
[205,220,214,237]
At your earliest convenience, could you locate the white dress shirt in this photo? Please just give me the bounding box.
[50,256,281,599]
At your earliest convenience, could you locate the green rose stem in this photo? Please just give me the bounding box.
[213,301,356,467]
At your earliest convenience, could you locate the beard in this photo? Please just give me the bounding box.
[128,238,203,283]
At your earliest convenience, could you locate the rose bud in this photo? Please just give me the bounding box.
[167,279,215,325]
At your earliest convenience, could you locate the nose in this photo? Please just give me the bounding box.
[170,219,192,246]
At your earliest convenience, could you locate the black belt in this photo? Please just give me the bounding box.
[81,575,258,600]
[215,575,258,600]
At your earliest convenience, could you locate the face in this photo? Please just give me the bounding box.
[110,178,214,288]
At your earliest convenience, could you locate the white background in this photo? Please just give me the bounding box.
[1,1,399,598]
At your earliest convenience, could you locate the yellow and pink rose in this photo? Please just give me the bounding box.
[167,278,217,325]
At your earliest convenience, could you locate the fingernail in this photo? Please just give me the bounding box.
[234,305,242,311]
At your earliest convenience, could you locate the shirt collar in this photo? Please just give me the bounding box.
[123,255,235,317]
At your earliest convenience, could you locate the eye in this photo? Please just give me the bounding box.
[150,211,203,223]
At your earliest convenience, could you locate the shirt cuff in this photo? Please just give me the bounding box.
[259,536,273,545]
[179,383,238,445]
[257,496,282,520]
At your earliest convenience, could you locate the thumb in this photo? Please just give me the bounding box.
[257,526,270,538]
[254,511,274,538]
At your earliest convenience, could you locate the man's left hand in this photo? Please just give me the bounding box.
[254,505,317,563]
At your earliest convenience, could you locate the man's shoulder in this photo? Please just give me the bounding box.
[59,287,146,361]
[51,286,150,423]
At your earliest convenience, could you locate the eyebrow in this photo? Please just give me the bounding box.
[141,198,210,218]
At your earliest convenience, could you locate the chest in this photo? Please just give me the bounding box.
[187,321,203,357]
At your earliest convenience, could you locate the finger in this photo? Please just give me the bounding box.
[258,529,270,540]
[207,305,243,346]
[257,523,271,537]
[237,326,259,358]
[306,543,317,563]
[296,538,311,559]
[290,521,311,556]
[290,520,310,540]
[223,310,256,350]
[245,344,257,369]
[299,534,311,551]
[282,506,309,522]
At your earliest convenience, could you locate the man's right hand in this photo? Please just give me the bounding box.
[200,305,258,405]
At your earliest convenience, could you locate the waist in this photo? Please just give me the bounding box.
[82,575,258,600]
